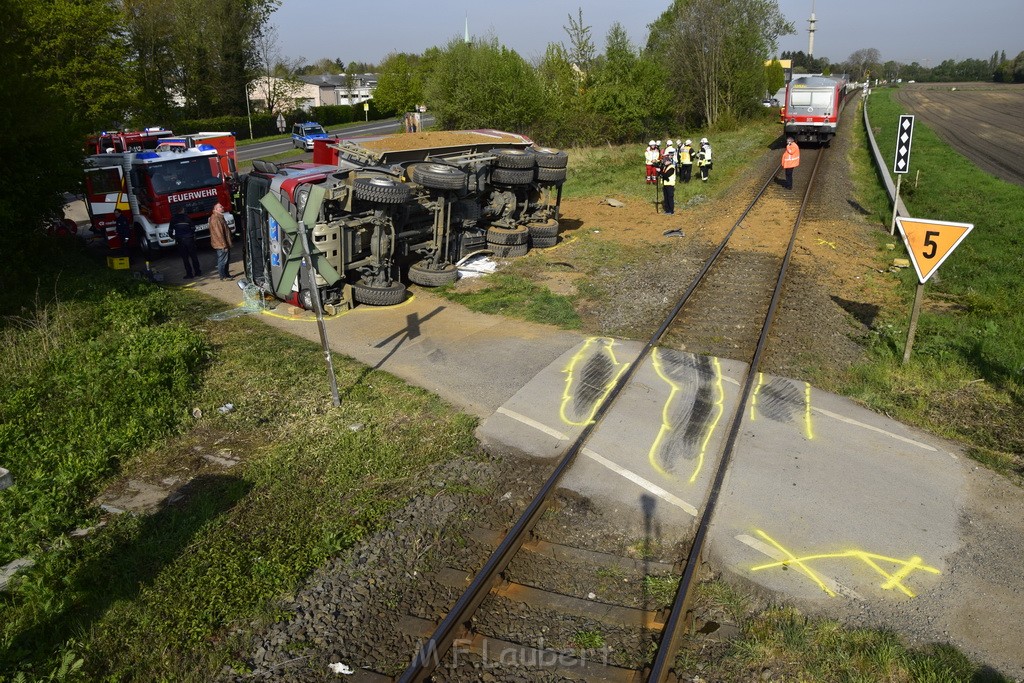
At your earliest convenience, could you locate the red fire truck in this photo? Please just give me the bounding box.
[83,140,236,256]
[85,127,174,155]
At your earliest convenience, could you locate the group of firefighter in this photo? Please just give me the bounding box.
[645,137,711,215]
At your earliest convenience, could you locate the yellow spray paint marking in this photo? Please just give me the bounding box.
[751,529,940,598]
[646,351,724,483]
[559,337,630,426]
[803,382,813,440]
[750,372,764,421]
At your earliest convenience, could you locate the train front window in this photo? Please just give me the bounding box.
[812,91,833,107]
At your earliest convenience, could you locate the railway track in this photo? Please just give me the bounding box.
[395,147,828,682]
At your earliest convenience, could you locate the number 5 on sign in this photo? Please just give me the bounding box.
[894,216,973,363]
[895,216,973,284]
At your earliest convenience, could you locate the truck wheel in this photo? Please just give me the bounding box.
[486,225,529,245]
[526,218,559,239]
[488,242,529,258]
[490,167,534,186]
[531,235,558,249]
[489,148,536,169]
[136,226,157,260]
[530,147,568,168]
[536,166,568,184]
[353,279,407,306]
[408,262,458,287]
[410,163,468,191]
[353,177,412,204]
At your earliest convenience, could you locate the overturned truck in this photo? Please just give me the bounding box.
[239,130,568,310]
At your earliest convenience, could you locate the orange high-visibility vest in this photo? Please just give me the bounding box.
[782,142,800,169]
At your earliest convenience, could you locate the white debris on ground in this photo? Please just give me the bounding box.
[455,254,498,279]
[328,662,354,675]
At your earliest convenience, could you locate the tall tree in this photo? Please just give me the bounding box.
[374,53,426,116]
[425,37,542,132]
[564,8,596,73]
[587,23,673,141]
[845,48,882,81]
[0,0,85,233]
[649,0,793,128]
[25,0,134,128]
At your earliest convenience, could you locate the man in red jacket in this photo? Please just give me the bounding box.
[209,203,233,280]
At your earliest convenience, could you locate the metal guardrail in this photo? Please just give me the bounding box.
[861,89,909,219]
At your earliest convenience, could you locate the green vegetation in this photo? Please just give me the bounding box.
[643,575,680,606]
[0,236,479,680]
[437,274,581,329]
[570,629,606,651]
[684,583,1009,682]
[845,91,1024,477]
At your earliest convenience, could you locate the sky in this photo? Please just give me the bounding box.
[274,1,1023,69]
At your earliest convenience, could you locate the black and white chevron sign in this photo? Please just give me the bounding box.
[893,114,915,175]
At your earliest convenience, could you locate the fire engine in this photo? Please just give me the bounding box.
[83,138,236,256]
[239,130,567,310]
[85,127,174,155]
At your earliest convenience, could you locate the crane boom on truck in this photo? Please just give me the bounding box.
[83,139,237,256]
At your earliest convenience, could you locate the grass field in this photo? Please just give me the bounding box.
[846,90,1024,479]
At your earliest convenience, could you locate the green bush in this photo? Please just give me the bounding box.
[0,287,208,564]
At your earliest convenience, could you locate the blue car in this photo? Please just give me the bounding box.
[291,122,329,151]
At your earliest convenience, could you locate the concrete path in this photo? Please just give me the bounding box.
[82,213,1024,678]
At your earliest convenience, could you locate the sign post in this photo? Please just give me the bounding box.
[363,101,369,122]
[276,113,287,134]
[895,216,973,363]
[890,114,914,234]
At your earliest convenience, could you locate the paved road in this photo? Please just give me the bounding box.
[236,115,436,162]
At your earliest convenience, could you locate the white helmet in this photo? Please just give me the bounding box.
[700,137,708,144]
[685,139,692,146]
[676,139,682,146]
[649,140,656,146]
[656,140,662,146]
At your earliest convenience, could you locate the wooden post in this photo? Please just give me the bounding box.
[902,282,925,364]
[889,174,902,235]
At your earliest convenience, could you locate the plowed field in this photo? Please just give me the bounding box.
[892,82,1024,186]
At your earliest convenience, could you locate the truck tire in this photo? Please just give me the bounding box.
[353,279,407,306]
[536,166,568,184]
[353,177,411,204]
[135,226,157,260]
[490,167,534,186]
[489,148,536,169]
[410,163,468,191]
[530,146,568,168]
[488,242,529,258]
[526,218,559,239]
[408,262,458,287]
[531,235,558,249]
[486,225,529,245]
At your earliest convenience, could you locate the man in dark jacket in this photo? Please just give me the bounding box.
[168,209,201,279]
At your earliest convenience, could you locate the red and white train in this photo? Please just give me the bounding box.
[781,75,848,145]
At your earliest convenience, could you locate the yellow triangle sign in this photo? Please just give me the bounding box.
[895,216,973,283]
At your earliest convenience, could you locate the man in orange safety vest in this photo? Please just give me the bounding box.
[781,136,800,190]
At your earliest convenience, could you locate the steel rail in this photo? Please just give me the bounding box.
[397,158,790,683]
[646,146,826,682]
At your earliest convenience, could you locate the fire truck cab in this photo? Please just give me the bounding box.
[85,127,174,155]
[84,145,235,256]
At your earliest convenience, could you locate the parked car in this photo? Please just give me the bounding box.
[292,122,329,151]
